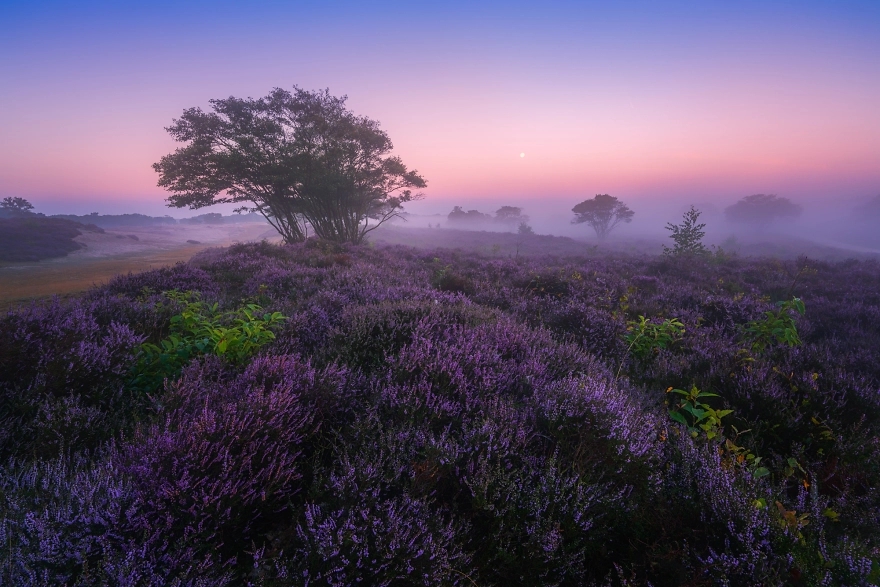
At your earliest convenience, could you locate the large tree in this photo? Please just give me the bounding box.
[494,206,529,229]
[724,194,801,230]
[154,87,426,244]
[571,194,634,241]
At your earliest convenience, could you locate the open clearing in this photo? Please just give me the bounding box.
[0,222,278,310]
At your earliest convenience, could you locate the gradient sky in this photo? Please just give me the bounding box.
[2,0,879,216]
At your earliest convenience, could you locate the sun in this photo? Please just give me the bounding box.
[520,152,525,158]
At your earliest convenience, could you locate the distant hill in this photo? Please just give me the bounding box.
[48,212,267,227]
[0,217,104,262]
[49,213,178,228]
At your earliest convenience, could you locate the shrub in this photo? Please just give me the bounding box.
[663,205,709,257]
[130,291,286,393]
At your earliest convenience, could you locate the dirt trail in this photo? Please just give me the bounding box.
[0,223,278,310]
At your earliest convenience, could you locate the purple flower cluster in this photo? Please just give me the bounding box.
[2,241,879,585]
[0,297,145,458]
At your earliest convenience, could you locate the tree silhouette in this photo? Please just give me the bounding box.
[663,206,708,257]
[724,194,801,231]
[154,87,426,244]
[1,197,35,217]
[494,206,529,229]
[571,194,634,241]
[448,206,490,224]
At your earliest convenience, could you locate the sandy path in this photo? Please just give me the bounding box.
[0,222,279,310]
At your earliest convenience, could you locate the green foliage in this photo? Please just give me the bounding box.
[662,205,708,257]
[624,315,685,359]
[668,386,772,481]
[667,385,733,441]
[743,297,805,353]
[131,291,286,391]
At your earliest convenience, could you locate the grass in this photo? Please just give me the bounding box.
[0,245,211,310]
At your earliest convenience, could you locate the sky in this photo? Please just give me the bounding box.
[2,0,879,218]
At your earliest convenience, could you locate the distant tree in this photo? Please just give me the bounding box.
[183,212,224,225]
[571,194,634,241]
[448,206,491,224]
[663,206,709,257]
[1,197,35,216]
[494,206,529,229]
[724,194,801,230]
[154,87,426,244]
[517,221,535,236]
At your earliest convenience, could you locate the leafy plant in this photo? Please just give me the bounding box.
[624,315,685,359]
[743,297,805,353]
[724,433,769,479]
[667,385,733,440]
[668,387,772,478]
[663,205,709,257]
[131,290,286,391]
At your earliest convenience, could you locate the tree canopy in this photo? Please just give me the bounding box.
[448,206,491,224]
[494,206,529,228]
[571,194,634,241]
[0,197,35,217]
[153,87,426,244]
[724,194,801,229]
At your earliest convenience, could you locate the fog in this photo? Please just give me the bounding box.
[16,190,880,258]
[400,193,880,255]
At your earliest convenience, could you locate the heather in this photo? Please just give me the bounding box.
[1,239,879,585]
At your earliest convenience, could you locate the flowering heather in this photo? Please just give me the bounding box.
[2,240,879,585]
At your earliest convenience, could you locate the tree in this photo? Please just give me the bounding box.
[494,206,529,229]
[724,194,801,230]
[154,87,426,244]
[448,206,490,224]
[663,206,708,257]
[517,221,535,236]
[1,197,35,216]
[571,194,634,241]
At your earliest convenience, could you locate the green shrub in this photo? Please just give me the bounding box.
[131,291,286,391]
[662,206,709,257]
[624,315,685,359]
[743,297,805,354]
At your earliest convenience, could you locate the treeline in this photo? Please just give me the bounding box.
[50,212,266,227]
[0,198,266,227]
[446,205,533,234]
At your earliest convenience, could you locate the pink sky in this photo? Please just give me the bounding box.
[2,1,878,216]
